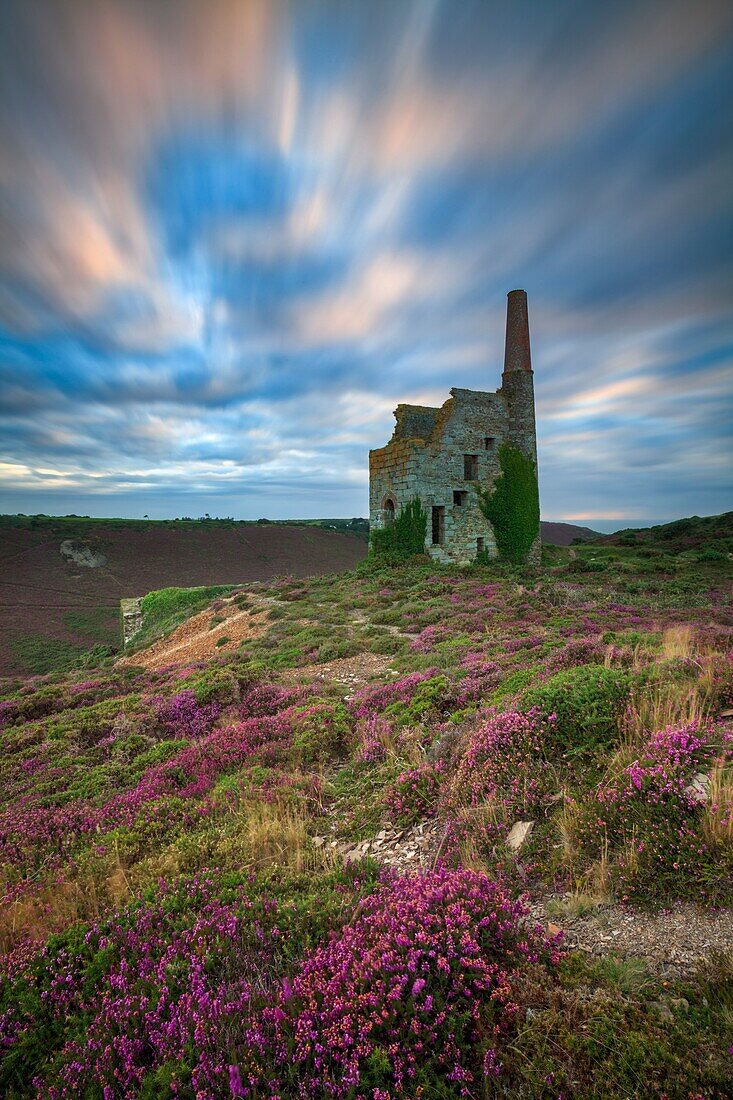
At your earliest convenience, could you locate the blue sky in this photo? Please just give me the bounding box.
[0,0,731,528]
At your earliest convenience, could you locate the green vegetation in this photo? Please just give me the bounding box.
[10,634,88,676]
[475,442,540,563]
[60,607,118,643]
[523,664,632,754]
[369,497,428,563]
[131,585,237,649]
[0,519,731,1096]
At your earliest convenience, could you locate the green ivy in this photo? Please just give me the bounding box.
[369,497,428,563]
[475,443,539,564]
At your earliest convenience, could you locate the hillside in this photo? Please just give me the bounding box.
[0,536,731,1097]
[539,520,599,545]
[0,516,366,676]
[593,510,733,552]
[0,515,605,676]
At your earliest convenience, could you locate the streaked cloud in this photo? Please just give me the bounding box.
[0,0,731,523]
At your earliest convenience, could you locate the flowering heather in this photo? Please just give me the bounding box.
[454,651,501,707]
[275,868,556,1096]
[350,668,441,719]
[409,624,451,652]
[446,710,554,815]
[355,716,391,763]
[567,721,733,901]
[154,689,221,737]
[545,637,607,671]
[385,760,446,826]
[1,868,556,1098]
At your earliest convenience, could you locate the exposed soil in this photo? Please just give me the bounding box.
[117,596,273,670]
[280,653,399,692]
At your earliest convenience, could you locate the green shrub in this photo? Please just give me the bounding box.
[190,666,241,705]
[491,667,537,701]
[369,498,428,563]
[475,443,539,564]
[291,701,352,765]
[522,664,631,754]
[384,675,450,728]
[697,547,727,562]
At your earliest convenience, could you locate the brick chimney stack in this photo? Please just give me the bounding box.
[502,289,532,374]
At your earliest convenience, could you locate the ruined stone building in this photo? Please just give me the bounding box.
[369,290,539,564]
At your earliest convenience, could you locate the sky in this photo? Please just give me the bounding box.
[0,0,731,529]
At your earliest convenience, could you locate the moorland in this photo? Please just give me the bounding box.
[0,513,731,1097]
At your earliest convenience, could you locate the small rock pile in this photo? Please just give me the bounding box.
[314,819,445,871]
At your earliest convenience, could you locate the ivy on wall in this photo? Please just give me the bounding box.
[475,443,539,564]
[370,497,428,562]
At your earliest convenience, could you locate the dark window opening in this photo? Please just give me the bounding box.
[463,454,478,480]
[383,498,395,526]
[484,437,495,450]
[476,537,485,554]
[453,490,467,506]
[431,506,445,545]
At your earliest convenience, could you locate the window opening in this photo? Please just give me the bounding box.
[463,454,478,479]
[453,490,467,506]
[431,506,445,545]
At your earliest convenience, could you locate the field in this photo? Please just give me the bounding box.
[0,516,601,678]
[0,527,731,1097]
[0,516,367,677]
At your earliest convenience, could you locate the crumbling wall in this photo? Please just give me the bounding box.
[120,597,143,646]
[369,290,540,566]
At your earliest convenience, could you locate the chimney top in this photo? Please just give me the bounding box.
[503,288,532,374]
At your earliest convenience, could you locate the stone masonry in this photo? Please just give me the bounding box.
[369,290,539,564]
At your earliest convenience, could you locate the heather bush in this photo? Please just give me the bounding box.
[443,711,556,868]
[385,760,445,826]
[290,700,352,765]
[350,669,441,720]
[154,689,221,738]
[562,721,733,902]
[522,664,632,754]
[270,868,556,1096]
[0,867,557,1099]
[190,664,242,704]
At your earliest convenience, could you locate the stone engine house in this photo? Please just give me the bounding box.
[369,289,539,564]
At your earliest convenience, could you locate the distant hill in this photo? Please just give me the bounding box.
[592,511,733,552]
[540,521,599,546]
[0,515,367,676]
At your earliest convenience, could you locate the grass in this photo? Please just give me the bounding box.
[130,584,238,649]
[9,634,87,675]
[1,534,732,1096]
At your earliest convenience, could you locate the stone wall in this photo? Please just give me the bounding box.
[120,597,143,646]
[370,386,520,564]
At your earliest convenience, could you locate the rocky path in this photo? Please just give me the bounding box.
[531,896,733,977]
[118,594,275,669]
[315,814,733,977]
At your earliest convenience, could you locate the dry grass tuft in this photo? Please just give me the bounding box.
[661,625,695,661]
[702,762,733,848]
[623,678,709,745]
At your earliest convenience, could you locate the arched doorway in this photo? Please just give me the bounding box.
[383,497,396,526]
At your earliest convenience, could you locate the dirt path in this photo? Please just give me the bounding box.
[117,597,272,669]
[280,653,399,693]
[530,895,733,977]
